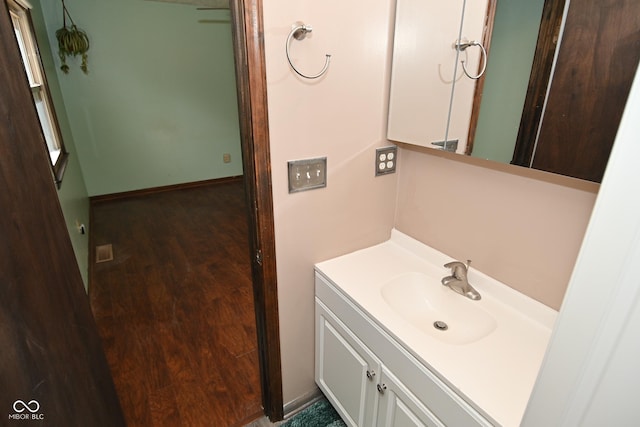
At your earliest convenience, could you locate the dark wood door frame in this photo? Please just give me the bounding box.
[525,0,639,182]
[512,0,566,167]
[230,0,284,421]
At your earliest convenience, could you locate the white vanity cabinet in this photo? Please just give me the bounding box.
[316,298,380,426]
[375,367,444,427]
[315,272,494,427]
[316,298,441,427]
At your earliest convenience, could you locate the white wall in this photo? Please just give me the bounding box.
[522,63,640,427]
[262,0,600,405]
[394,148,596,310]
[262,0,399,404]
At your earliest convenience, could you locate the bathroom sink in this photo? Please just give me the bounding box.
[316,230,558,426]
[381,272,497,345]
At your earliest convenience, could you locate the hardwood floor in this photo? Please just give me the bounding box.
[89,179,263,427]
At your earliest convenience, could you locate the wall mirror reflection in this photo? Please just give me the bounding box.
[387,0,640,183]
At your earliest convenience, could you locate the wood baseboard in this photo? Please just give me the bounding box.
[89,176,243,204]
[282,388,324,420]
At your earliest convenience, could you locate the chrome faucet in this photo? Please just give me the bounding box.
[441,260,481,300]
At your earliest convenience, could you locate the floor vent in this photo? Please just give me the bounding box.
[95,244,114,263]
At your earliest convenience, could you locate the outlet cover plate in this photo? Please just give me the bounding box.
[288,157,327,193]
[375,146,398,176]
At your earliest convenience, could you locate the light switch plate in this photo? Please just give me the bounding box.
[375,146,397,176]
[288,157,327,193]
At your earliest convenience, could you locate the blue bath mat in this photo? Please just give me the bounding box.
[281,398,346,427]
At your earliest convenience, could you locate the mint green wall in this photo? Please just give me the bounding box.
[37,0,243,196]
[470,0,545,163]
[31,2,90,288]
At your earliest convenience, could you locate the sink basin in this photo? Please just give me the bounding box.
[381,272,497,345]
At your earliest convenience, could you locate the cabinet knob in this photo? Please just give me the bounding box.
[377,383,387,395]
[366,369,376,380]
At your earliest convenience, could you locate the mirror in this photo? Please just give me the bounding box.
[388,0,555,164]
[387,0,640,183]
[387,0,492,154]
[467,0,552,163]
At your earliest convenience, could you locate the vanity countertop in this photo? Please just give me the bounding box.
[315,229,557,427]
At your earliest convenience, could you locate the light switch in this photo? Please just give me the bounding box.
[288,157,327,193]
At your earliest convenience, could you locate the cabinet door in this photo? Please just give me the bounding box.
[387,0,489,153]
[376,368,445,427]
[387,0,463,147]
[316,299,380,427]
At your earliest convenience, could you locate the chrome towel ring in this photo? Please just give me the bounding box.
[454,39,487,80]
[285,22,331,79]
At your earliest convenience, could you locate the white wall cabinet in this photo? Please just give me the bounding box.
[387,0,489,154]
[315,272,494,427]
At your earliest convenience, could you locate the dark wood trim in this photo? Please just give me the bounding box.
[465,0,497,155]
[511,0,566,166]
[230,0,283,421]
[89,176,244,204]
[89,185,96,288]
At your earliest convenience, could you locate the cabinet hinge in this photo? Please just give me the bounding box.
[255,249,263,266]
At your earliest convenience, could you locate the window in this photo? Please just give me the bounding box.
[8,0,69,187]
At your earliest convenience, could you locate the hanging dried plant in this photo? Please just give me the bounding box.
[55,0,90,74]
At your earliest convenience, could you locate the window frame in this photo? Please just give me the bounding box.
[8,0,69,188]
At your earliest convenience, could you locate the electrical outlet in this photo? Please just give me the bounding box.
[375,146,397,176]
[223,153,231,163]
[288,157,327,193]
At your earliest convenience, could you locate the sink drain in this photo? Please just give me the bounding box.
[433,320,448,331]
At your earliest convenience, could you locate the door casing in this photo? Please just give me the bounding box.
[229,0,284,420]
